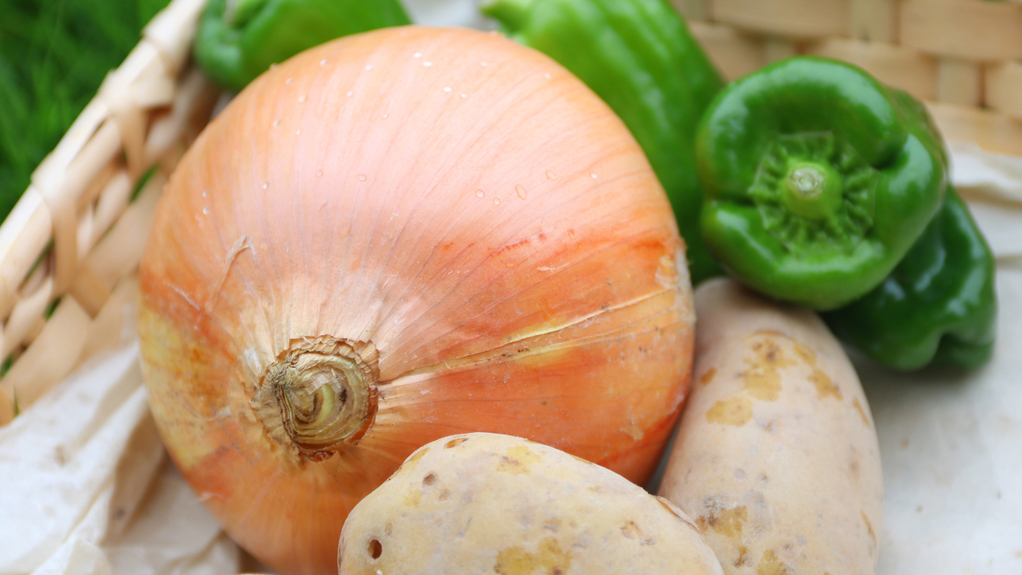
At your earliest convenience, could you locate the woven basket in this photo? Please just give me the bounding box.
[676,0,1022,156]
[0,0,219,424]
[1,0,1020,424]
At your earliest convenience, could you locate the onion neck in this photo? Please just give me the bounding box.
[253,337,379,463]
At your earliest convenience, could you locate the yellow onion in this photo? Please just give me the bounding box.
[138,26,694,575]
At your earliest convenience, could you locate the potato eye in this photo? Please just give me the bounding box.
[368,539,383,559]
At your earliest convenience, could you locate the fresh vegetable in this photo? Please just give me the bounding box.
[483,0,725,284]
[823,185,997,371]
[0,0,169,219]
[658,277,884,575]
[339,432,725,575]
[696,56,947,310]
[138,26,695,575]
[194,0,411,92]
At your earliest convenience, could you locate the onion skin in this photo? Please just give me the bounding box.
[138,26,694,575]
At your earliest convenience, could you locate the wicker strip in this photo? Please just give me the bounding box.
[900,0,1022,62]
[0,0,217,422]
[987,61,1022,122]
[712,0,851,38]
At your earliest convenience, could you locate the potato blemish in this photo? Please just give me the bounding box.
[621,521,657,545]
[852,398,870,425]
[403,487,422,507]
[497,446,542,475]
[735,545,751,567]
[793,340,816,365]
[403,447,429,468]
[741,334,798,401]
[445,437,470,449]
[748,335,798,369]
[808,368,842,400]
[494,537,571,575]
[861,511,877,549]
[696,503,748,539]
[743,368,782,401]
[707,396,754,426]
[700,367,717,385]
[756,549,791,575]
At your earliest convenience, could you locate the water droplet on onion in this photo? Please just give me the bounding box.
[475,190,485,198]
[516,185,527,199]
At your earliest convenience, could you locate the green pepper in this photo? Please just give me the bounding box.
[482,0,725,284]
[696,56,947,309]
[822,186,997,371]
[195,0,411,92]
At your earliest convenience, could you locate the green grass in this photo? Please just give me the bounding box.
[0,0,171,221]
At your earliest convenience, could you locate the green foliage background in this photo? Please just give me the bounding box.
[0,0,171,220]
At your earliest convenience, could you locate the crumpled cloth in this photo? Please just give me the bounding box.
[0,339,240,575]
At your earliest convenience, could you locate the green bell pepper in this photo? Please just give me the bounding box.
[823,186,997,371]
[696,56,947,309]
[195,0,411,92]
[482,0,725,284]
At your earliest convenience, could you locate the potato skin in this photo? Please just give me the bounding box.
[658,278,883,574]
[338,432,723,575]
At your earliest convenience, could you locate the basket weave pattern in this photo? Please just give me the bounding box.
[676,0,1022,156]
[0,0,218,423]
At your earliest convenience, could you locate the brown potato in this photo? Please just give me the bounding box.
[338,432,723,575]
[658,278,883,574]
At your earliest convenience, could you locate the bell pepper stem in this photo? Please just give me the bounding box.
[783,160,843,220]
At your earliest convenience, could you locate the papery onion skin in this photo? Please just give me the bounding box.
[138,26,694,575]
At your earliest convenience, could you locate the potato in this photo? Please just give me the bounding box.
[338,432,723,574]
[658,278,883,574]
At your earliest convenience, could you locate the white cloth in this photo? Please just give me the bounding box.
[0,342,239,575]
[860,142,1022,575]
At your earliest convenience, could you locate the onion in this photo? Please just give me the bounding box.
[138,26,694,575]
